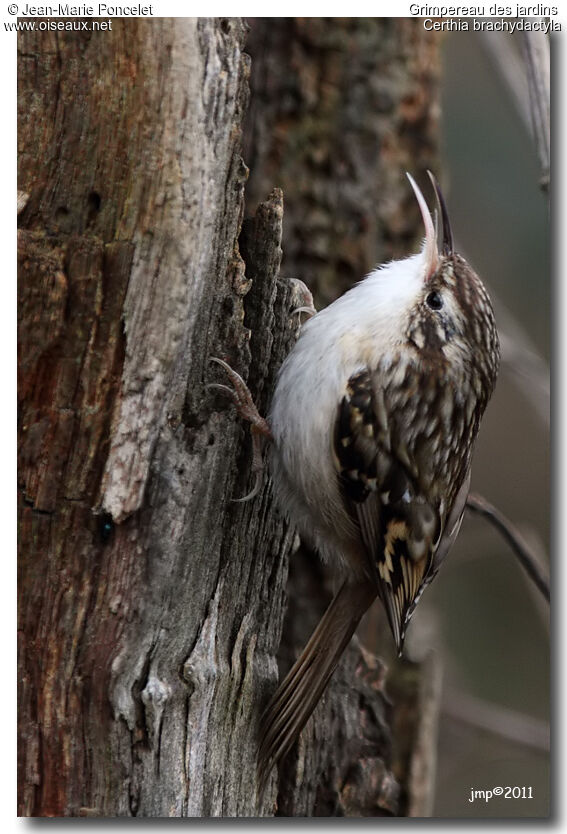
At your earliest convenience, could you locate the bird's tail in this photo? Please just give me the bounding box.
[257,580,377,793]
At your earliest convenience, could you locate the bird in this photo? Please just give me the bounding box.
[210,172,500,792]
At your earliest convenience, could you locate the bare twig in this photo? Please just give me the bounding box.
[480,30,550,191]
[466,493,550,603]
[480,32,533,138]
[523,30,550,191]
[443,688,550,753]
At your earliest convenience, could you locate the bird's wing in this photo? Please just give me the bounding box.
[333,367,444,651]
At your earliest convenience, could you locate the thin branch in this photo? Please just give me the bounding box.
[466,493,550,603]
[480,30,550,191]
[443,688,550,754]
[523,31,550,191]
[480,32,533,140]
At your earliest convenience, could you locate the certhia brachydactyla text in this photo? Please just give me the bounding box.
[211,172,499,789]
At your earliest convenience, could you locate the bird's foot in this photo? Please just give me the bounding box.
[208,357,272,502]
[289,278,317,319]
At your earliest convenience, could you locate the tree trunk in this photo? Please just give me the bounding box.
[18,17,442,817]
[243,18,443,817]
[18,17,288,817]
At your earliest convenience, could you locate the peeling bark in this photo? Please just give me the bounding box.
[18,18,294,817]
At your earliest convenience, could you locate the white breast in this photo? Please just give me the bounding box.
[268,251,427,566]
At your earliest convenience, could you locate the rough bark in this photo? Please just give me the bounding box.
[243,18,443,817]
[18,17,442,818]
[17,18,295,817]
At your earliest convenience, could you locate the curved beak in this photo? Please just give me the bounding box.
[427,170,454,256]
[406,172,439,280]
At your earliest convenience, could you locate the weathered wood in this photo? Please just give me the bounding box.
[17,18,296,817]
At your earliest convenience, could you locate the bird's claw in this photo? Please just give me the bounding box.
[289,278,317,319]
[231,470,263,504]
[208,357,272,502]
[291,305,317,319]
[208,357,272,437]
[205,382,238,399]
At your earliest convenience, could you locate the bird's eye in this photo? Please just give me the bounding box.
[425,290,443,311]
